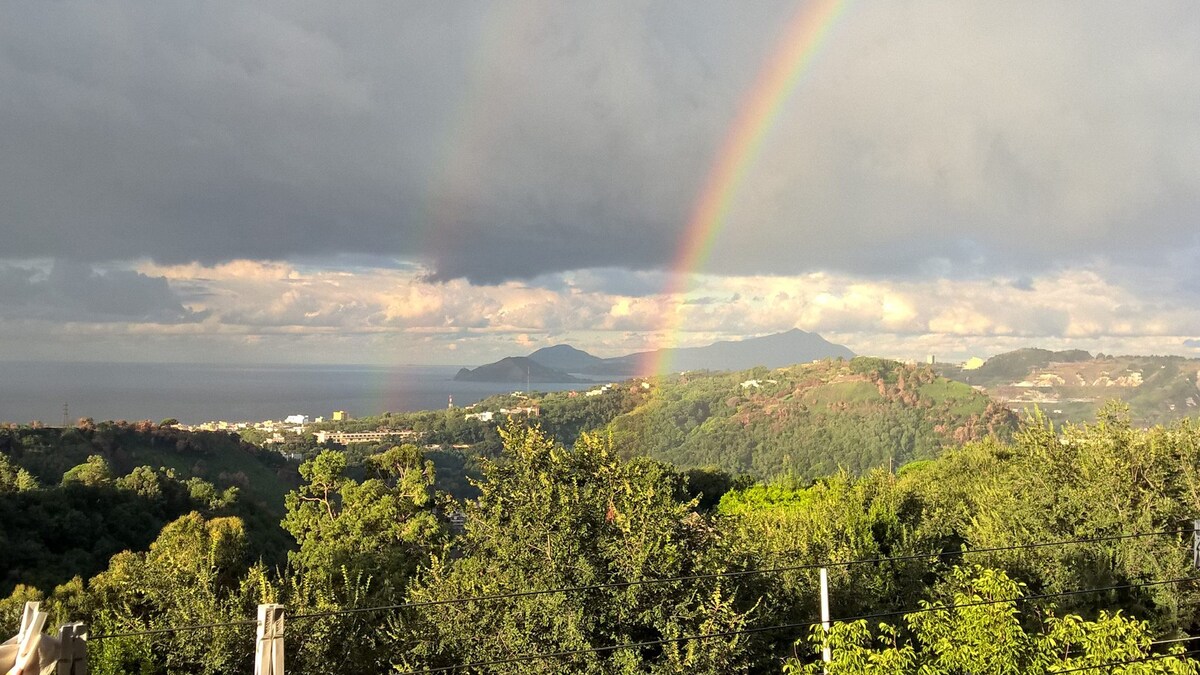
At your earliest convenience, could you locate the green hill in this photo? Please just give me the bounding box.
[605,357,1015,480]
[326,360,1014,485]
[0,421,297,508]
[0,421,300,593]
[952,347,1092,386]
[939,350,1200,426]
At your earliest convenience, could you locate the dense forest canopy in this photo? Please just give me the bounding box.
[0,421,295,596]
[607,359,1015,479]
[4,402,1200,672]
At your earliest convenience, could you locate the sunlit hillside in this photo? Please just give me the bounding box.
[939,349,1200,426]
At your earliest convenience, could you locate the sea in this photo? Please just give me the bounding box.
[0,361,597,426]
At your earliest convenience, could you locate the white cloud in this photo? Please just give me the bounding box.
[0,259,1168,364]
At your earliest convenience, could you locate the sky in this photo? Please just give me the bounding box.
[2,1,1199,366]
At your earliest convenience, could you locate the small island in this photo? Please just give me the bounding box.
[453,356,587,383]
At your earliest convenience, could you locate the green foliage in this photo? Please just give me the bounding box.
[683,466,755,511]
[0,584,42,637]
[899,404,1200,628]
[9,406,1200,672]
[398,424,764,673]
[608,361,1013,480]
[0,464,234,596]
[62,454,113,486]
[0,422,299,591]
[274,564,379,675]
[276,444,447,671]
[534,385,646,445]
[85,513,258,675]
[0,422,295,508]
[848,356,899,380]
[283,445,446,592]
[717,469,933,660]
[783,567,1199,674]
[0,453,38,492]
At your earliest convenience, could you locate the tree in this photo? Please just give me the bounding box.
[86,513,257,675]
[61,454,113,486]
[279,445,446,673]
[0,455,37,492]
[400,424,762,673]
[784,566,1200,674]
[898,404,1200,630]
[282,445,444,590]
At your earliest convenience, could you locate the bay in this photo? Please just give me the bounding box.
[0,361,598,425]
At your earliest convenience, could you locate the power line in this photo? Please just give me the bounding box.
[1051,647,1200,673]
[1153,635,1200,646]
[77,566,1199,670]
[83,529,1197,643]
[290,527,1191,623]
[828,576,1195,625]
[400,576,1198,674]
[90,619,257,642]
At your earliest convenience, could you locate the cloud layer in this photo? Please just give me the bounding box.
[3,2,1199,283]
[2,2,1199,363]
[2,259,1195,365]
[0,260,204,323]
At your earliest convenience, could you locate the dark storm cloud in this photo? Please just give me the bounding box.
[0,1,765,281]
[0,261,206,322]
[2,2,1199,283]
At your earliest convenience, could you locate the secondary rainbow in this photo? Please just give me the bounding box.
[645,0,850,376]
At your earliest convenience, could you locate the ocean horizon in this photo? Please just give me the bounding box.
[0,361,598,426]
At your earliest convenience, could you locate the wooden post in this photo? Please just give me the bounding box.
[1193,519,1200,569]
[820,568,831,670]
[254,604,285,675]
[56,622,89,675]
[10,601,49,674]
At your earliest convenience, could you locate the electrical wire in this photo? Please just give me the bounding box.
[399,576,1198,674]
[1152,635,1200,646]
[80,528,1196,645]
[289,526,1192,622]
[1050,647,1200,673]
[90,619,257,641]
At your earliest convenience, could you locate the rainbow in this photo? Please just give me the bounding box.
[645,0,850,376]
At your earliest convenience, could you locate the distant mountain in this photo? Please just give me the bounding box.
[591,329,856,376]
[457,330,855,382]
[453,357,587,383]
[527,344,607,372]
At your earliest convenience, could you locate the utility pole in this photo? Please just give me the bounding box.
[820,567,831,670]
[1193,519,1200,569]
